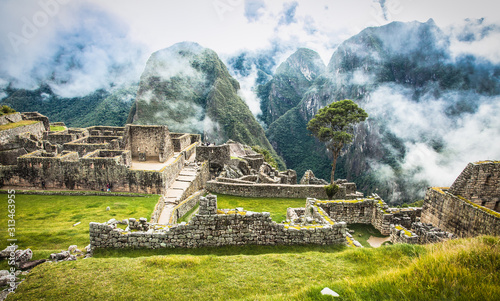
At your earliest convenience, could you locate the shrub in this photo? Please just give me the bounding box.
[324,184,339,200]
[0,105,16,116]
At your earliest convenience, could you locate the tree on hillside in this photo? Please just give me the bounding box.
[307,99,368,184]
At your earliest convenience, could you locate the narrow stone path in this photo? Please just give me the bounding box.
[157,155,199,224]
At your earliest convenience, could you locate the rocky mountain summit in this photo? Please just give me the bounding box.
[128,42,281,166]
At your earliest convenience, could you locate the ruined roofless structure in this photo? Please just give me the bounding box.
[421,161,500,238]
[0,112,200,194]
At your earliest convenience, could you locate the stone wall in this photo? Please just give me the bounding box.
[170,133,191,152]
[151,196,167,223]
[0,143,193,194]
[169,191,204,224]
[411,222,455,244]
[89,195,347,249]
[206,181,336,199]
[46,132,77,145]
[63,136,121,156]
[22,112,50,131]
[310,197,421,236]
[318,200,376,224]
[179,162,210,202]
[196,145,230,165]
[0,113,22,125]
[448,161,500,211]
[0,121,45,142]
[389,224,419,244]
[123,125,174,162]
[86,126,125,137]
[183,143,198,161]
[0,150,168,194]
[421,187,500,237]
[242,154,264,170]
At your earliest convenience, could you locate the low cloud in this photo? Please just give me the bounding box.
[235,66,263,117]
[448,18,500,63]
[0,0,148,98]
[366,84,500,198]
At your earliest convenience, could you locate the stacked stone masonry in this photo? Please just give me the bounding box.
[90,195,347,249]
[448,161,500,211]
[206,181,352,199]
[422,188,500,237]
[168,191,205,224]
[303,197,421,236]
[0,115,202,194]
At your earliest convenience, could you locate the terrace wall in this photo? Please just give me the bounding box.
[206,181,337,199]
[90,195,347,249]
[0,121,45,141]
[168,191,204,224]
[170,133,191,152]
[448,161,500,211]
[421,188,500,237]
[0,113,22,125]
[313,199,421,236]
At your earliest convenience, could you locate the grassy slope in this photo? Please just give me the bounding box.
[0,194,159,252]
[216,194,306,222]
[8,236,499,300]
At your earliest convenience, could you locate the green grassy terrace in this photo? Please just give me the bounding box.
[0,120,39,131]
[6,236,499,300]
[0,193,159,253]
[1,193,498,300]
[49,125,66,132]
[216,194,306,222]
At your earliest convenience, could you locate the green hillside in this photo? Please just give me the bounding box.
[1,84,137,127]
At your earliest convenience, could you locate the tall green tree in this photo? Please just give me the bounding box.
[307,99,368,184]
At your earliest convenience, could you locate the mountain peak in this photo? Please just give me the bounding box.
[129,42,280,163]
[276,48,325,80]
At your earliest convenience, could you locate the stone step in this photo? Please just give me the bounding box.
[164,189,184,198]
[179,170,197,176]
[177,175,196,182]
[171,181,191,190]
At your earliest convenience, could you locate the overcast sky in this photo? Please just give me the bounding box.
[2,0,500,64]
[1,0,500,95]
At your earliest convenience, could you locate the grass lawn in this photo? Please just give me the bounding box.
[7,236,499,300]
[0,193,159,253]
[49,125,66,131]
[0,120,39,131]
[215,194,307,222]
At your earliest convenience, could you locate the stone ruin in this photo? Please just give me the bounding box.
[0,112,202,194]
[195,140,298,184]
[390,160,500,244]
[1,112,498,250]
[90,194,349,249]
[420,161,500,238]
[197,140,364,200]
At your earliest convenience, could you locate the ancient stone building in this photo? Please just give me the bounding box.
[123,125,174,162]
[448,161,500,211]
[0,112,201,194]
[421,161,500,238]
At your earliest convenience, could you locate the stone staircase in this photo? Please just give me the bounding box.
[158,161,201,224]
